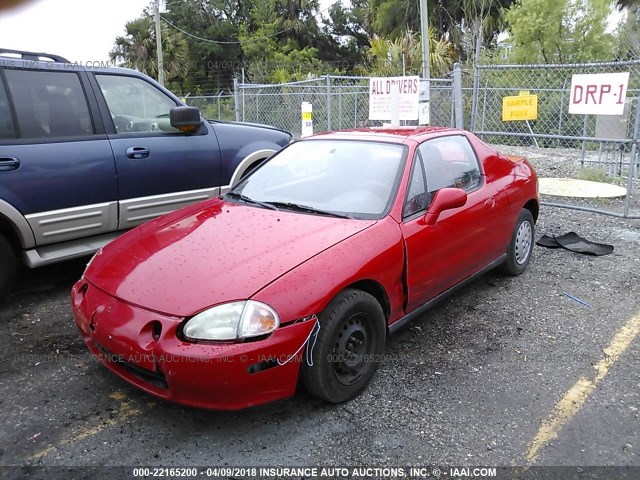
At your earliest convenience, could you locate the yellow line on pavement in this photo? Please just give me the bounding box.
[526,312,640,463]
[30,391,143,460]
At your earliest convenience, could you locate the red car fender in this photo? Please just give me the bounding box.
[251,216,406,327]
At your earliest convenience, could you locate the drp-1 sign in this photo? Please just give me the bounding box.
[569,72,629,116]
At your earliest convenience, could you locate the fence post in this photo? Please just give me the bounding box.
[453,63,464,129]
[558,78,568,148]
[233,77,240,122]
[580,115,589,167]
[470,63,481,132]
[326,75,332,131]
[624,97,640,218]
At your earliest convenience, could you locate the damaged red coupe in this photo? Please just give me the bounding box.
[71,127,539,410]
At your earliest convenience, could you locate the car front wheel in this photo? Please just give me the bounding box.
[0,234,16,301]
[302,289,386,403]
[501,208,535,276]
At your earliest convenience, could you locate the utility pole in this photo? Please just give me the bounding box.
[418,0,430,124]
[155,0,165,86]
[419,0,429,81]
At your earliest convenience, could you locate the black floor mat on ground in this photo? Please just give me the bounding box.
[536,232,614,256]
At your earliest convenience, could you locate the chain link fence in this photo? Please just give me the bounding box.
[184,92,235,122]
[468,61,640,219]
[185,63,640,219]
[233,75,455,138]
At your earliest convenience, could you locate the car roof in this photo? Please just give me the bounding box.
[306,126,463,143]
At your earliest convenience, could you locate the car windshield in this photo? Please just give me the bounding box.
[231,140,406,219]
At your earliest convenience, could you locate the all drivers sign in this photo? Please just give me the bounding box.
[369,76,419,120]
[569,72,629,115]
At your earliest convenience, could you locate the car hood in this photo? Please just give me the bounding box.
[85,199,375,317]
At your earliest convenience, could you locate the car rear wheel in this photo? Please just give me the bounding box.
[302,289,386,403]
[501,209,535,276]
[0,234,16,301]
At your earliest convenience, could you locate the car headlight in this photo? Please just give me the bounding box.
[183,301,280,341]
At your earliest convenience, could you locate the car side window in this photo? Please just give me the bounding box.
[96,75,180,134]
[419,136,482,194]
[403,152,429,218]
[0,75,16,139]
[4,70,94,139]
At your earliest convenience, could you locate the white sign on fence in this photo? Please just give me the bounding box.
[369,76,420,121]
[301,102,313,137]
[568,72,629,116]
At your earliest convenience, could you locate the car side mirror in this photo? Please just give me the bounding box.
[424,187,467,226]
[170,106,203,132]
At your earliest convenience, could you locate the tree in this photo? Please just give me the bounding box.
[110,14,189,86]
[616,2,640,59]
[506,0,616,64]
[616,0,640,7]
[365,0,515,60]
[362,29,454,78]
[431,0,516,61]
[162,0,244,93]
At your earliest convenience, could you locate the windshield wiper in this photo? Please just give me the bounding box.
[267,201,354,219]
[224,192,279,211]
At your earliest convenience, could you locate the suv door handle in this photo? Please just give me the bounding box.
[0,157,20,171]
[126,147,150,159]
[484,197,496,208]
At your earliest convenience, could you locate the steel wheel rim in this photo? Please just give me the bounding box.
[515,220,533,265]
[333,313,372,386]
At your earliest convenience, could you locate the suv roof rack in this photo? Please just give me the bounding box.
[0,48,70,63]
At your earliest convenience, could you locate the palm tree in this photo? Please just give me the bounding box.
[363,30,454,78]
[110,15,189,83]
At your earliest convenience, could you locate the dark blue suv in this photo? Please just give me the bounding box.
[0,49,292,300]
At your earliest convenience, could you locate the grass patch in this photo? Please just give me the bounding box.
[578,167,617,184]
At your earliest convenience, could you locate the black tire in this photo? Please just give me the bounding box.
[0,234,16,301]
[501,209,535,276]
[302,289,386,403]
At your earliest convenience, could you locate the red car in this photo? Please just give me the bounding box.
[71,127,538,410]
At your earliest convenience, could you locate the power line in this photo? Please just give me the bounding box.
[160,5,334,45]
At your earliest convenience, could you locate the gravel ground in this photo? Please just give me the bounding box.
[495,144,640,218]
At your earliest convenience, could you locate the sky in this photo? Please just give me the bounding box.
[0,0,154,62]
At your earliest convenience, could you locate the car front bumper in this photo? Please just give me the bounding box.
[71,279,316,410]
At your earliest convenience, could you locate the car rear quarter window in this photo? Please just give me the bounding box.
[0,75,16,139]
[4,70,94,139]
[419,135,482,194]
[95,75,180,134]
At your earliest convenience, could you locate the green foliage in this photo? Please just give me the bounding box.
[361,29,454,78]
[110,14,189,83]
[616,3,640,59]
[110,0,633,93]
[506,0,616,64]
[578,167,616,184]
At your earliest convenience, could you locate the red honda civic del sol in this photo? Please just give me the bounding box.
[71,127,539,410]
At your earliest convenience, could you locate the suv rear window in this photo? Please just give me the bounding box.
[0,75,16,139]
[4,70,94,139]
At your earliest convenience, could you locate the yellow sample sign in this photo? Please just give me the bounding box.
[302,111,312,121]
[502,94,538,121]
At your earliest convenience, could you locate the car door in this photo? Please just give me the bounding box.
[90,73,222,230]
[400,136,500,312]
[0,66,118,246]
